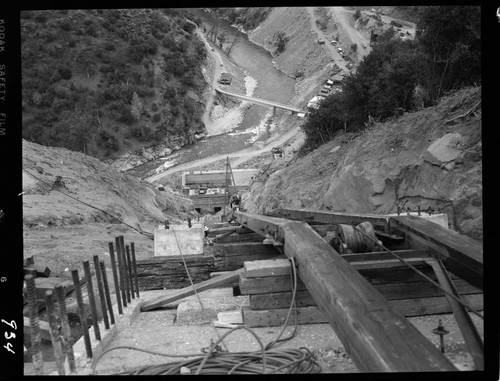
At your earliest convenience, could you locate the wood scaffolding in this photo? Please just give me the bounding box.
[233,209,484,372]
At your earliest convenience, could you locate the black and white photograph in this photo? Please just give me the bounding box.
[0,3,497,378]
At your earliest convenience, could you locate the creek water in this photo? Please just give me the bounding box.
[128,9,297,178]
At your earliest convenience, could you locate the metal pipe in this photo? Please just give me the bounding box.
[71,270,92,358]
[44,291,65,375]
[25,274,43,375]
[99,260,115,325]
[131,242,140,298]
[126,245,135,299]
[82,260,101,341]
[120,236,131,303]
[115,236,127,308]
[54,285,76,374]
[93,255,110,330]
[108,242,123,314]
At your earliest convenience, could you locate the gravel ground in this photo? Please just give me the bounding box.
[91,288,484,375]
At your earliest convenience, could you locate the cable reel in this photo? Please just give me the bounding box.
[330,221,382,254]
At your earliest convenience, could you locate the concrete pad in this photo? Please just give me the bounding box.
[154,223,204,256]
[176,288,248,325]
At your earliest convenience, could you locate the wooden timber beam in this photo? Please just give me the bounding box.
[141,268,245,311]
[390,215,483,289]
[428,259,484,370]
[235,211,456,372]
[278,208,391,233]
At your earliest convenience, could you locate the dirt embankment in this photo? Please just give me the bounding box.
[22,140,193,277]
[245,87,482,241]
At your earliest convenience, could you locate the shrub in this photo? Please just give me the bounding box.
[59,20,72,31]
[353,9,361,20]
[57,65,72,80]
[34,12,48,23]
[152,113,162,123]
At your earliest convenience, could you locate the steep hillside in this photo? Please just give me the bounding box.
[244,86,482,241]
[22,139,193,277]
[21,9,207,161]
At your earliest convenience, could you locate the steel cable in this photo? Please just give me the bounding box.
[352,224,484,319]
[91,254,321,374]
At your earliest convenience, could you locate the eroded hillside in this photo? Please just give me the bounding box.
[22,139,193,277]
[244,87,482,240]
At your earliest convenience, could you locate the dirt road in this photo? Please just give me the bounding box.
[329,7,372,61]
[145,125,301,183]
[306,7,348,73]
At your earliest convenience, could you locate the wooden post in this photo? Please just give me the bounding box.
[235,212,457,372]
[428,259,484,369]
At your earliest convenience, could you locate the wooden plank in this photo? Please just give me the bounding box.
[341,249,431,263]
[244,258,291,278]
[243,294,484,327]
[239,273,307,295]
[242,305,327,327]
[429,260,484,369]
[278,208,390,233]
[390,294,483,317]
[224,253,284,269]
[214,242,281,257]
[207,226,253,237]
[141,268,245,311]
[136,255,226,290]
[249,279,482,310]
[216,232,265,243]
[390,215,483,289]
[235,212,456,372]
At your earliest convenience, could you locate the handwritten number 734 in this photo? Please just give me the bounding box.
[2,319,17,354]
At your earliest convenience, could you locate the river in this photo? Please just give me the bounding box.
[127,9,296,178]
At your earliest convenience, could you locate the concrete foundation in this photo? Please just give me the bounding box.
[154,223,204,256]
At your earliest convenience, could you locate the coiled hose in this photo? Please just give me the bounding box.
[92,257,322,374]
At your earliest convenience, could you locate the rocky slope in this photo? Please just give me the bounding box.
[244,86,482,241]
[22,140,193,276]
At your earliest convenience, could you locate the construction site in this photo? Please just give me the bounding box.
[16,5,490,378]
[22,156,485,375]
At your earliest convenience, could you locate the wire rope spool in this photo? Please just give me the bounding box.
[333,222,380,253]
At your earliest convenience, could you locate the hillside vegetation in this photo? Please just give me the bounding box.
[21,8,207,160]
[301,6,480,153]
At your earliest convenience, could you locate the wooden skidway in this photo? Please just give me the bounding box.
[234,211,457,372]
